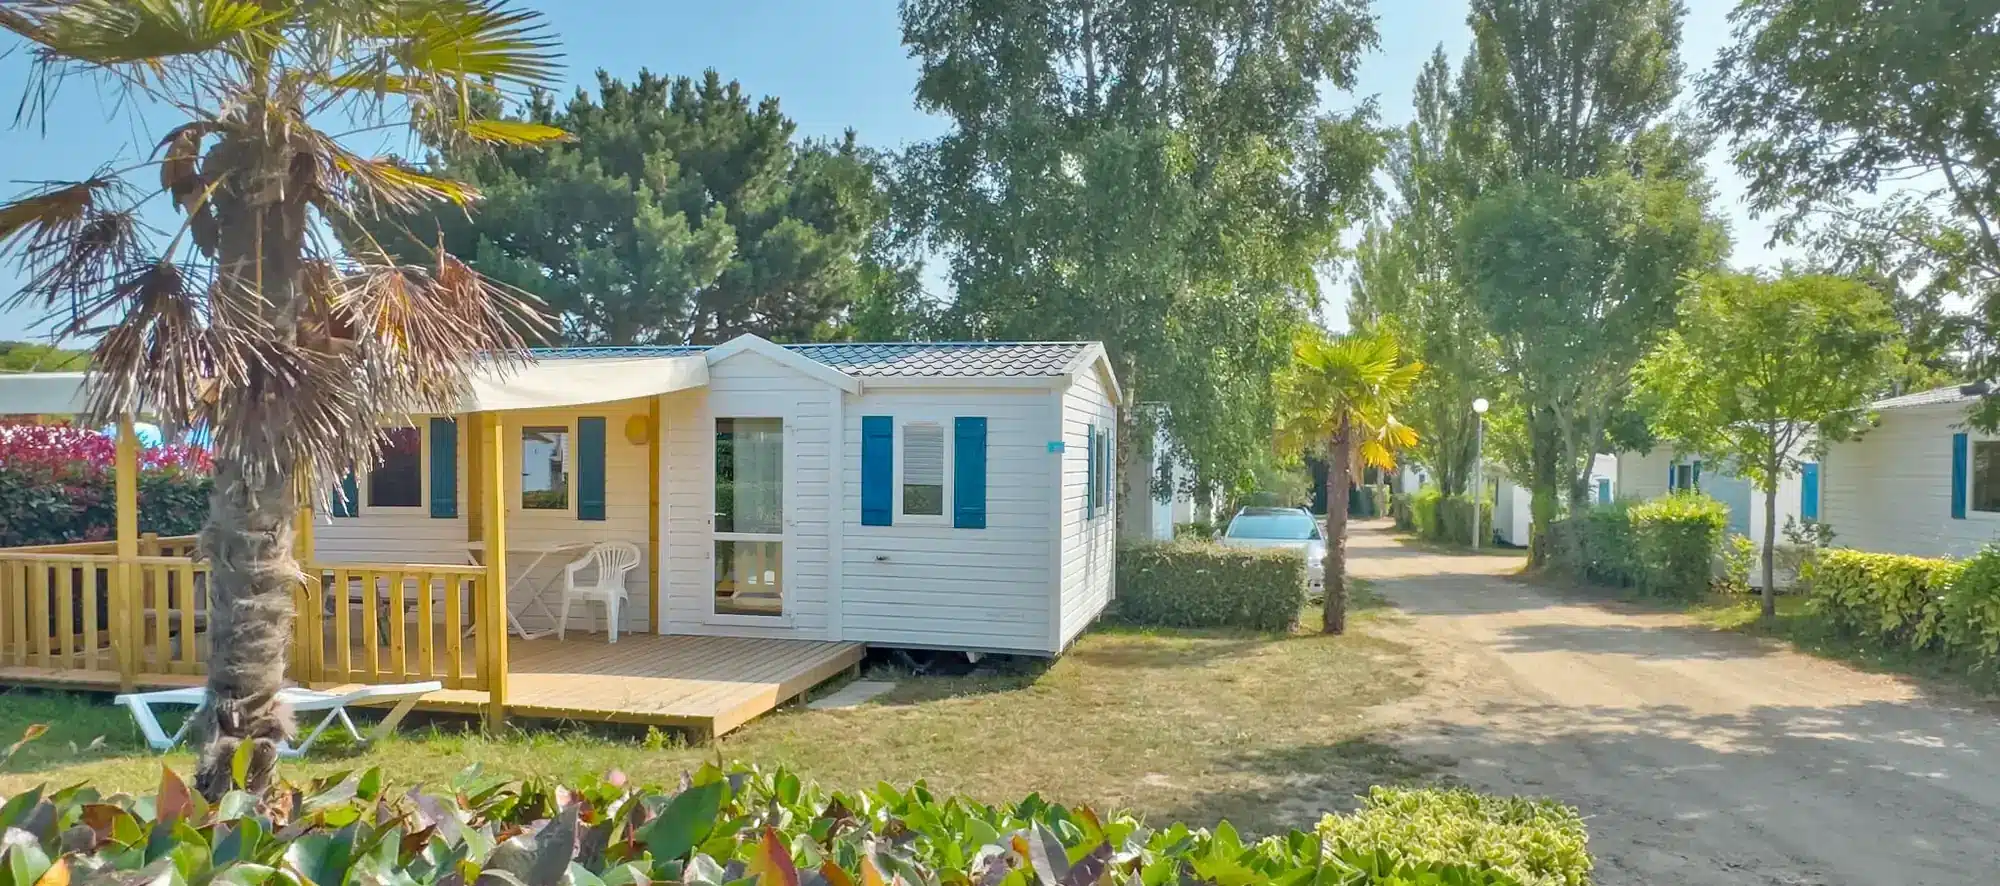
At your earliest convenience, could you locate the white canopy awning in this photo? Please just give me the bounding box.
[0,372,87,415]
[461,356,708,411]
[0,356,710,417]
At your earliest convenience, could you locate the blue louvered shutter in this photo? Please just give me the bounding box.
[1800,462,1819,521]
[429,417,458,518]
[862,416,893,526]
[1086,424,1098,518]
[332,469,359,518]
[954,417,987,529]
[577,416,607,521]
[1668,463,1675,490]
[1952,434,1969,519]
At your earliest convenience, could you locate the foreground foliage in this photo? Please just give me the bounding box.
[1406,488,1492,548]
[1111,542,1305,631]
[0,424,211,547]
[0,763,1586,886]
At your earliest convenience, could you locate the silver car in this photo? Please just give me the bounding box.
[1220,507,1326,592]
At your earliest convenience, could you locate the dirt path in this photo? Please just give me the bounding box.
[1349,521,2000,886]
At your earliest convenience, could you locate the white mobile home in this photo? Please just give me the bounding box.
[1821,384,2000,559]
[1490,455,1617,547]
[0,335,1122,734]
[1615,443,1813,565]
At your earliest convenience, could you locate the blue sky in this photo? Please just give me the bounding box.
[0,0,1788,341]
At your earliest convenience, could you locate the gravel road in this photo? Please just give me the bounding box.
[1349,521,2000,886]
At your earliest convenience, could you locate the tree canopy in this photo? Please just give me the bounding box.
[898,0,1384,498]
[381,69,892,345]
[1633,271,1899,612]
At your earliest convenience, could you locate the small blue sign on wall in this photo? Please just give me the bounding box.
[1047,441,1066,453]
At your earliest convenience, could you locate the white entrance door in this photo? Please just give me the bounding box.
[712,415,787,619]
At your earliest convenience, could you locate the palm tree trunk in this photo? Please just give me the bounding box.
[193,459,300,798]
[1323,415,1353,635]
[193,131,310,798]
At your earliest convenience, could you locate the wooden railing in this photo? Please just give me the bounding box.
[0,550,495,692]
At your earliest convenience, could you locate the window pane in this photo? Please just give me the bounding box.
[715,539,783,616]
[521,426,569,510]
[716,418,783,534]
[903,422,944,516]
[1975,442,2000,513]
[368,427,423,508]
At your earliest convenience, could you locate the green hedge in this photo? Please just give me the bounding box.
[1408,486,1493,547]
[1551,492,1726,600]
[1390,492,1416,530]
[1809,549,1964,651]
[0,762,1590,886]
[1320,787,1593,886]
[1112,540,1305,631]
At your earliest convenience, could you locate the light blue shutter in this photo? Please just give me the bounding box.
[1596,478,1611,505]
[1668,463,1676,490]
[429,417,458,518]
[954,417,987,529]
[332,469,359,518]
[577,416,606,521]
[862,416,892,526]
[1086,424,1098,518]
[1800,462,1819,521]
[1952,434,1968,519]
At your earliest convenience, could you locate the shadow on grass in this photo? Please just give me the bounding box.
[1153,738,1452,835]
[1694,596,2000,701]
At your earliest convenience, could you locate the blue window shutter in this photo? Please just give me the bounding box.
[1668,463,1676,490]
[954,417,987,529]
[333,469,359,518]
[862,416,893,526]
[1952,434,1969,519]
[429,417,458,519]
[1801,462,1820,521]
[578,416,607,521]
[1597,478,1611,505]
[1086,424,1098,518]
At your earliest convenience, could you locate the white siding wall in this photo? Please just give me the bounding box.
[838,386,1059,653]
[1058,366,1119,650]
[313,403,655,636]
[1617,449,1673,502]
[1823,404,2000,559]
[659,352,836,640]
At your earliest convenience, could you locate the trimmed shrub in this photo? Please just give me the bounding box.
[1320,787,1593,886]
[1174,519,1217,541]
[1409,486,1493,546]
[1808,549,1962,650]
[1627,493,1728,600]
[1941,546,2000,662]
[0,762,1588,886]
[1390,492,1415,530]
[1113,540,1305,630]
[0,422,211,547]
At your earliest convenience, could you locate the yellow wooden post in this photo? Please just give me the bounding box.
[294,468,318,685]
[112,414,139,690]
[479,413,509,730]
[647,398,662,635]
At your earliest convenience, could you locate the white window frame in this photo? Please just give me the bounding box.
[709,410,793,627]
[517,418,577,514]
[895,418,954,525]
[361,423,428,513]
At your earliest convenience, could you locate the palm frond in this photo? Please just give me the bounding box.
[81,259,226,426]
[369,0,562,89]
[6,0,283,65]
[327,149,481,210]
[463,118,570,146]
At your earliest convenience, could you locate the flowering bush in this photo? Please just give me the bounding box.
[0,421,211,547]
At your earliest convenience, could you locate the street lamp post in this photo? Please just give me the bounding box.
[1472,398,1489,550]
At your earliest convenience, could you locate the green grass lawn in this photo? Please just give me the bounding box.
[0,588,1435,835]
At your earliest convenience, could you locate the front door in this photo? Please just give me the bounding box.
[713,416,786,618]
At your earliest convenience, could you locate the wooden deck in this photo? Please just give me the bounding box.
[0,634,865,738]
[412,634,866,735]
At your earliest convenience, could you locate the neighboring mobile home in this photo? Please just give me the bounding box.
[1615,442,1813,585]
[1820,383,1997,559]
[0,335,1122,733]
[1490,455,1617,547]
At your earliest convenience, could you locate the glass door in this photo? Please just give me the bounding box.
[714,417,784,616]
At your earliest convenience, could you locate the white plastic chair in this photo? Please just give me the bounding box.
[114,681,442,758]
[557,541,642,642]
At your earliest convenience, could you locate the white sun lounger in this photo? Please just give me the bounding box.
[113,681,443,758]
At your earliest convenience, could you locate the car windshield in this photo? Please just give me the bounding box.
[1226,512,1320,540]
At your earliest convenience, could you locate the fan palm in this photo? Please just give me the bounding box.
[1278,327,1421,634]
[0,0,566,797]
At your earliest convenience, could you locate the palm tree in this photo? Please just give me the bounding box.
[0,0,565,797]
[1278,327,1421,634]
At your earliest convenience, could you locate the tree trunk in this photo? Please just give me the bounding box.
[194,459,300,799]
[1323,415,1353,635]
[194,130,310,799]
[1525,413,1562,568]
[1761,483,1778,620]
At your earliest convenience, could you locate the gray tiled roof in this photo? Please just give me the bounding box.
[1873,383,1987,410]
[527,341,1095,379]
